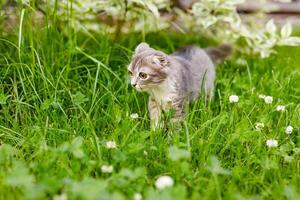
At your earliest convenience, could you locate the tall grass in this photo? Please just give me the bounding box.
[0,5,299,200]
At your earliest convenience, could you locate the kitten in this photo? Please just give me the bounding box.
[128,42,231,129]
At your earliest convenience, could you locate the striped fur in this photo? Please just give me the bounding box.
[128,42,230,129]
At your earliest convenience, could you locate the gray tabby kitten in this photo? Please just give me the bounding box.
[128,42,231,128]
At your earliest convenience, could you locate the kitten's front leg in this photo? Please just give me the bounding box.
[170,97,185,123]
[148,97,162,129]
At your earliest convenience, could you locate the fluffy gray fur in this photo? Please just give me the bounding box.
[128,42,230,129]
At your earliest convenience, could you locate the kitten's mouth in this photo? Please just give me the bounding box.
[135,85,144,91]
[135,85,151,92]
[135,84,158,92]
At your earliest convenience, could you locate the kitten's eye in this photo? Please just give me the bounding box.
[128,71,133,76]
[139,72,148,79]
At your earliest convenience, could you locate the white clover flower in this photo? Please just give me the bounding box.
[106,141,117,149]
[155,175,174,190]
[133,193,142,200]
[266,139,278,148]
[276,105,285,112]
[264,96,273,104]
[130,113,139,119]
[258,94,266,99]
[255,122,265,131]
[101,165,113,173]
[53,193,67,200]
[285,125,293,134]
[229,95,239,103]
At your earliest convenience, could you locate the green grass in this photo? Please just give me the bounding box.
[0,9,300,200]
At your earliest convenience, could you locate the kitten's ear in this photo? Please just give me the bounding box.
[152,54,169,67]
[135,42,150,54]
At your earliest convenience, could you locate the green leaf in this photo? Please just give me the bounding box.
[293,147,300,155]
[5,161,35,188]
[261,157,278,170]
[0,93,8,105]
[146,185,187,200]
[119,167,146,180]
[41,99,60,110]
[71,136,84,148]
[0,144,17,163]
[41,99,53,110]
[72,92,89,105]
[168,146,190,161]
[72,148,85,159]
[284,185,300,200]
[113,150,127,162]
[207,156,231,175]
[69,178,110,200]
[69,137,85,159]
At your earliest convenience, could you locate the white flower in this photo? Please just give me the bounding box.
[266,139,278,148]
[106,141,117,149]
[258,94,266,99]
[53,194,67,200]
[229,95,239,103]
[130,113,139,119]
[264,96,273,104]
[155,175,174,190]
[285,125,293,134]
[133,193,142,200]
[276,105,285,112]
[101,165,113,173]
[255,122,265,131]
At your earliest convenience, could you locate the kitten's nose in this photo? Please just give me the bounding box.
[132,83,136,87]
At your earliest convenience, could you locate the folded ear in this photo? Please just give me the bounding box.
[135,42,150,54]
[152,54,169,67]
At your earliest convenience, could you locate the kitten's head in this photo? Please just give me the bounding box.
[128,42,169,91]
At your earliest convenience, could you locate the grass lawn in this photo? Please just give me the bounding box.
[0,16,299,200]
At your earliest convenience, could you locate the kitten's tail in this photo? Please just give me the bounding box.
[205,44,232,63]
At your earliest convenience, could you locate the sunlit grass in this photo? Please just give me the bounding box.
[0,8,299,200]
